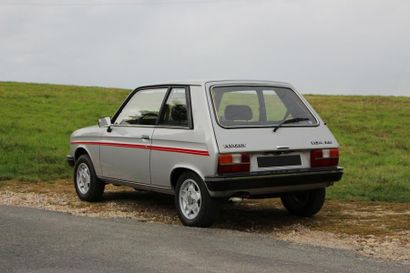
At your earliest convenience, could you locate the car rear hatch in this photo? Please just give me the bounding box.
[206,83,340,174]
[214,126,339,173]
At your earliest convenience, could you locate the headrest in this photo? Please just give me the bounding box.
[224,105,253,121]
[171,104,187,121]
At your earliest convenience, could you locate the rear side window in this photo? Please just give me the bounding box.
[114,88,168,125]
[158,87,190,127]
[211,86,317,128]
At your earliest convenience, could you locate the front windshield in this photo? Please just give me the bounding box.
[210,86,317,128]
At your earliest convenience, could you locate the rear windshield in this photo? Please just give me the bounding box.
[210,86,317,128]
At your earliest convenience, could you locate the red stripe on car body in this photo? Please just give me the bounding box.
[70,141,209,156]
[150,145,209,156]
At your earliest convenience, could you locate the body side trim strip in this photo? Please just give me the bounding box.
[71,141,209,156]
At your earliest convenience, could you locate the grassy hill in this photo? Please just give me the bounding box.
[0,82,409,202]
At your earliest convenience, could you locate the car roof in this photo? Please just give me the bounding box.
[137,80,293,88]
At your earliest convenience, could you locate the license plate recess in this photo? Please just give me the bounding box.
[257,155,301,168]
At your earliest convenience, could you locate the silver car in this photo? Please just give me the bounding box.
[67,80,343,227]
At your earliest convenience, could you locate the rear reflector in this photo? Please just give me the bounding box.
[310,148,339,167]
[218,153,250,175]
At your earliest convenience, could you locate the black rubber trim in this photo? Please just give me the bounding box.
[99,176,173,195]
[204,167,343,192]
[66,155,75,167]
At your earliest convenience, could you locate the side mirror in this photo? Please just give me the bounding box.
[98,117,111,127]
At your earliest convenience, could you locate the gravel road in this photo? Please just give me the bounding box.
[0,205,409,273]
[1,181,409,262]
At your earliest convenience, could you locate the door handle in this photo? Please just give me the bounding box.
[141,135,150,140]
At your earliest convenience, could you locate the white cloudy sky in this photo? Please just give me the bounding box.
[1,0,409,95]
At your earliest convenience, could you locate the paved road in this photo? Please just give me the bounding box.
[0,206,408,273]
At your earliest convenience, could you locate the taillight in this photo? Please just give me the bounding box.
[310,148,339,167]
[218,153,250,175]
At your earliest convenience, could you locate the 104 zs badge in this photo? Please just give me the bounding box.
[311,140,333,145]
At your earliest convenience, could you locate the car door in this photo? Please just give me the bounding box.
[150,86,204,188]
[99,87,168,183]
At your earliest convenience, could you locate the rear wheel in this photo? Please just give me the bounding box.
[175,171,220,227]
[280,188,325,217]
[74,155,105,202]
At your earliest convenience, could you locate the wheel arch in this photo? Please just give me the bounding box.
[74,146,91,162]
[170,166,205,190]
[73,145,103,177]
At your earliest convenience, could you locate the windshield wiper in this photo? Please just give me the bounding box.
[273,117,310,132]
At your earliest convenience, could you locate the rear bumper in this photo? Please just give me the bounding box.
[66,155,75,167]
[204,167,343,197]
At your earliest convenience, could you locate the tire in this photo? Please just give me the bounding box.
[175,171,220,227]
[280,188,326,217]
[74,154,105,202]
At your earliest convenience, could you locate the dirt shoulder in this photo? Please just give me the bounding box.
[1,180,409,263]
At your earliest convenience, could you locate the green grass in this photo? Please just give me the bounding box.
[0,82,409,202]
[307,95,410,202]
[0,82,128,181]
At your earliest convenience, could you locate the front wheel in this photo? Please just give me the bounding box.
[74,155,105,202]
[281,188,326,217]
[175,171,220,227]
